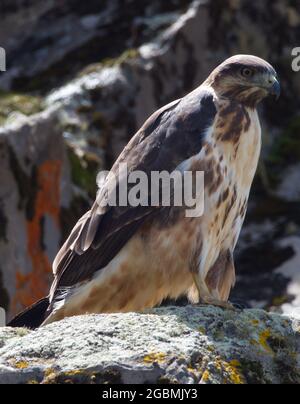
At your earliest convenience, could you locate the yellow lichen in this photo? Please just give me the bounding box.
[259,329,274,355]
[201,370,211,383]
[187,365,200,376]
[212,358,245,385]
[44,368,57,377]
[251,320,260,326]
[225,360,245,385]
[230,359,241,367]
[63,370,87,377]
[15,361,29,370]
[42,368,59,384]
[143,352,166,364]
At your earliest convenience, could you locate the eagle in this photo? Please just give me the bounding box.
[9,55,280,328]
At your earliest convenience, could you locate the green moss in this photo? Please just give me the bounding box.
[212,329,225,341]
[67,147,98,198]
[272,296,291,307]
[109,48,139,66]
[79,48,139,76]
[0,90,43,125]
[12,62,73,94]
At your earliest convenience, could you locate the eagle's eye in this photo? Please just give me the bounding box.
[241,68,254,78]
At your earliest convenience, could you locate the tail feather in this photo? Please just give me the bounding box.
[7,297,50,329]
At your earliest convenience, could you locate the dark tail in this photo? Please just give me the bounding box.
[7,297,50,329]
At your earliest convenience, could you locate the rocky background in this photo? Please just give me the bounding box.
[0,0,300,320]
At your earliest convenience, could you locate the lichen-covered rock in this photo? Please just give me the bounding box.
[0,306,299,384]
[0,108,87,318]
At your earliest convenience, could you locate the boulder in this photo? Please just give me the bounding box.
[0,306,299,384]
[0,108,87,318]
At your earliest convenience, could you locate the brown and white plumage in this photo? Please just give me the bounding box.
[9,55,280,328]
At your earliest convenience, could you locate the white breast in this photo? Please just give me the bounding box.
[198,107,262,280]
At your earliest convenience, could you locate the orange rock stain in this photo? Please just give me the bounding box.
[12,160,62,314]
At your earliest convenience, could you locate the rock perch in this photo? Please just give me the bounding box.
[0,306,299,384]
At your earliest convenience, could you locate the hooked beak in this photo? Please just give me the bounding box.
[268,76,281,100]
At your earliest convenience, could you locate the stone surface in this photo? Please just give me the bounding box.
[0,108,86,318]
[0,0,193,92]
[0,306,300,384]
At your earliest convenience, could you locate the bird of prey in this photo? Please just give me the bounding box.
[9,55,280,328]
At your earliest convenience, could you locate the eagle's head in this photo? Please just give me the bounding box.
[207,55,280,108]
